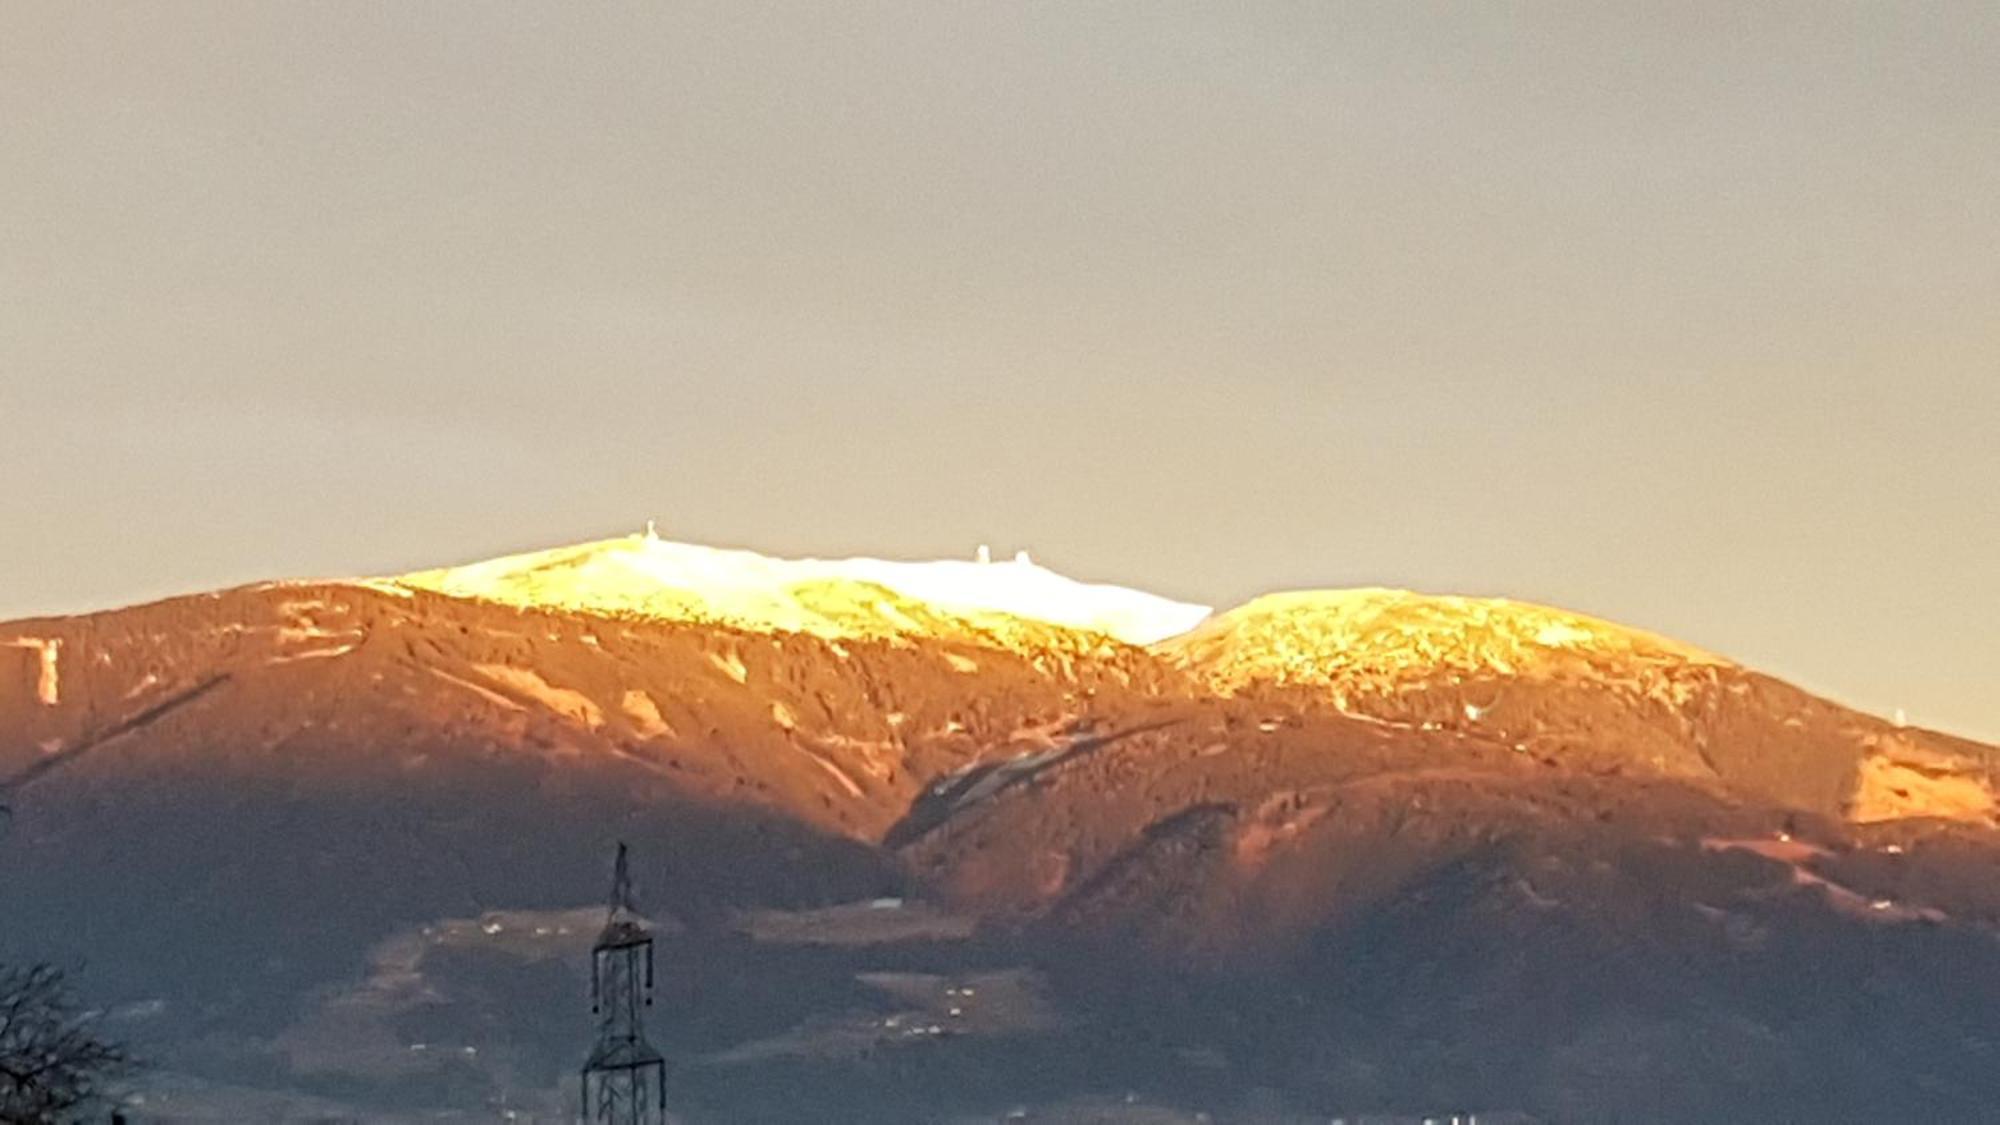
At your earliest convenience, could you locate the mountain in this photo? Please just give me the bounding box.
[2,533,1995,1122]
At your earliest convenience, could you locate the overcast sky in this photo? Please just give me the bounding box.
[3,4,1996,738]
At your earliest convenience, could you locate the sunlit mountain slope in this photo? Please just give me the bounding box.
[1158,587,1724,697]
[2,534,1996,1121]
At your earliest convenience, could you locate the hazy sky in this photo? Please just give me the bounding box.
[3,4,1996,738]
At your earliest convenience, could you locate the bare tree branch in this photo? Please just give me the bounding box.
[0,964,131,1124]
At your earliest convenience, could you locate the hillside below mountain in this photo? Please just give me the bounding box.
[2,534,1995,1122]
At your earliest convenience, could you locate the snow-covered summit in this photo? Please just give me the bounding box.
[391,532,1213,647]
[1159,587,1729,696]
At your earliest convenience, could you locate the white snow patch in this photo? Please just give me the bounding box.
[36,641,59,704]
[471,664,603,729]
[795,743,863,797]
[392,534,1212,646]
[709,649,749,684]
[343,578,416,600]
[1533,621,1598,647]
[1163,587,1727,697]
[428,668,527,713]
[267,643,360,665]
[277,625,356,643]
[5,637,60,705]
[620,690,674,739]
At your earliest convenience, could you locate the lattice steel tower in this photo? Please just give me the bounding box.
[581,843,666,1124]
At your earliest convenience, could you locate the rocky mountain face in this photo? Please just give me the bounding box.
[1,535,1995,1122]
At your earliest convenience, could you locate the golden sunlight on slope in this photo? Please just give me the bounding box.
[391,532,1212,649]
[1848,741,1998,826]
[1157,588,1729,699]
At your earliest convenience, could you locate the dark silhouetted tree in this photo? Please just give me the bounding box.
[0,964,130,1124]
